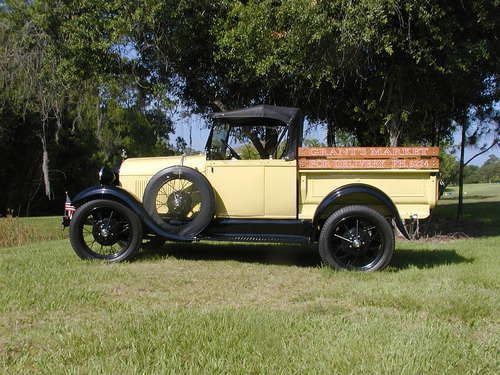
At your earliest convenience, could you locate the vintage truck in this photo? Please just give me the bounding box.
[65,105,440,271]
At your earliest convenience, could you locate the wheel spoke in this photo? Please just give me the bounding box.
[334,234,352,244]
[180,179,190,190]
[168,179,180,193]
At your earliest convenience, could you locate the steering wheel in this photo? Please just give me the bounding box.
[220,139,241,160]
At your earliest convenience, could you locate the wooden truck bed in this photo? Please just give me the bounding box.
[297,147,440,220]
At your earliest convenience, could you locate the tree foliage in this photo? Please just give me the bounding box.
[440,152,500,186]
[213,0,498,146]
[0,1,176,215]
[0,0,499,215]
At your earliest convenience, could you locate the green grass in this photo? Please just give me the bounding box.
[442,182,500,201]
[427,183,500,237]
[0,216,66,247]
[1,184,499,374]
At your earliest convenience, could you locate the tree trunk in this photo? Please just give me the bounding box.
[456,123,466,222]
[388,118,400,146]
[326,122,335,147]
[263,127,278,156]
[42,148,50,199]
[243,129,279,159]
[40,132,51,199]
[245,130,267,158]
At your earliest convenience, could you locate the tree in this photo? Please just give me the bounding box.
[213,0,498,147]
[236,143,260,160]
[439,151,459,186]
[456,102,499,221]
[0,1,176,215]
[1,0,499,215]
[0,6,71,198]
[26,0,498,150]
[480,155,500,182]
[463,165,481,184]
[303,138,325,148]
[175,137,188,154]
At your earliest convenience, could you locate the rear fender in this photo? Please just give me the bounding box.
[312,183,410,240]
[72,186,193,242]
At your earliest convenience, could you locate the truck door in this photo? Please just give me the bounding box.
[205,159,297,219]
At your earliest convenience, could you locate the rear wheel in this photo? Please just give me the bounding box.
[319,205,394,271]
[69,200,143,262]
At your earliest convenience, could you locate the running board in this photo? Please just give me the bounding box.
[199,233,310,244]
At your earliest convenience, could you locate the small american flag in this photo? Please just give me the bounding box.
[64,192,76,220]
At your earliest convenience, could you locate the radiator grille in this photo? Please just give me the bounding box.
[134,179,148,200]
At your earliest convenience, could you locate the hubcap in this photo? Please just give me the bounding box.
[167,190,193,218]
[330,216,384,270]
[92,219,119,246]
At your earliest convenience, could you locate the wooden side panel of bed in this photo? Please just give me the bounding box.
[298,147,440,169]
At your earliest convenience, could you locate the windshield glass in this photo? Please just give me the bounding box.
[206,124,230,160]
[206,121,289,160]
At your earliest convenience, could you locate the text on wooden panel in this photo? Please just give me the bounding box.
[298,147,440,159]
[298,158,440,170]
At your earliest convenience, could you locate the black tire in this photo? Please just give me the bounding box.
[319,205,394,271]
[143,166,215,237]
[69,199,143,262]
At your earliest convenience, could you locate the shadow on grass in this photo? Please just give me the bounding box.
[138,241,322,267]
[138,241,472,270]
[391,249,473,270]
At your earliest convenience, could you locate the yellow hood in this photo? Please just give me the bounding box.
[119,154,207,177]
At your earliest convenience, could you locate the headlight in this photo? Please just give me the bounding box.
[98,166,116,186]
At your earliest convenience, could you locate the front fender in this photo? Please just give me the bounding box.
[72,186,193,242]
[312,183,410,240]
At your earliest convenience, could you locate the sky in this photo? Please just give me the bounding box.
[172,113,499,166]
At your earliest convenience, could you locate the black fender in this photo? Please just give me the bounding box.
[312,183,410,240]
[72,186,193,242]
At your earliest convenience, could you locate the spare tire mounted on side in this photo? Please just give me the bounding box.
[143,166,215,237]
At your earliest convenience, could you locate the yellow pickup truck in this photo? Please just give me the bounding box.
[65,105,440,271]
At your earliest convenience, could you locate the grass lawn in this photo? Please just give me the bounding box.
[0,216,66,248]
[1,184,499,373]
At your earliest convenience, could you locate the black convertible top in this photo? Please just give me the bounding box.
[210,105,302,127]
[209,105,304,160]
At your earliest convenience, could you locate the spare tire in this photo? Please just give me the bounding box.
[143,166,215,237]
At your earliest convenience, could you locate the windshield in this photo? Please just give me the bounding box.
[206,121,289,160]
[205,124,230,160]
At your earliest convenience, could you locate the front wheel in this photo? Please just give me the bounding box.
[69,199,143,262]
[319,205,394,271]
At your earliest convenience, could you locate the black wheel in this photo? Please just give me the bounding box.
[319,205,394,271]
[69,199,143,262]
[143,166,215,237]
